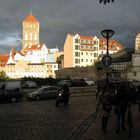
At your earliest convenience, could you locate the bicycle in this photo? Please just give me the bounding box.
[126,102,133,136]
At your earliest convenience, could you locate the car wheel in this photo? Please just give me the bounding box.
[11,97,17,103]
[35,95,41,101]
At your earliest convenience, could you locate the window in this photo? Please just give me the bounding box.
[49,87,58,91]
[75,59,80,64]
[75,39,79,43]
[94,53,98,57]
[94,40,98,45]
[30,24,32,28]
[81,52,83,55]
[94,47,98,51]
[34,34,37,41]
[75,52,80,57]
[30,33,32,40]
[25,34,28,40]
[75,45,79,50]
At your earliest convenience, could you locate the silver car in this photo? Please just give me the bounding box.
[27,86,59,100]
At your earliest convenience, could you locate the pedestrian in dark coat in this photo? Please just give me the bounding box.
[113,84,128,134]
[101,85,112,133]
[137,85,140,112]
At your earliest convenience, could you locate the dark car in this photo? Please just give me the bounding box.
[70,79,87,87]
[57,80,72,87]
[27,86,59,101]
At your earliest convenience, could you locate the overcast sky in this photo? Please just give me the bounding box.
[0,0,140,53]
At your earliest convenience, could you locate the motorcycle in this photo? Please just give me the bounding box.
[55,90,69,107]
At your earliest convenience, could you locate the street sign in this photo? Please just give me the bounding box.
[102,55,112,67]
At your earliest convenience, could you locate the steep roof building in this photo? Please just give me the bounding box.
[64,33,123,68]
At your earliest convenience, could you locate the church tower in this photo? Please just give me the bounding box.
[22,11,40,49]
[135,33,140,53]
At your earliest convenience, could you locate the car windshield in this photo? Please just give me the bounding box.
[37,87,47,92]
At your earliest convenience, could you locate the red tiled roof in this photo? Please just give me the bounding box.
[80,35,94,40]
[24,12,39,22]
[22,44,44,54]
[99,38,124,50]
[0,54,9,67]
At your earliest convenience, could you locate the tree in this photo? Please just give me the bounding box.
[0,71,10,81]
[99,0,114,4]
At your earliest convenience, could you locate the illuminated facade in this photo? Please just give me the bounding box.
[135,33,140,53]
[4,44,61,78]
[64,33,123,68]
[0,11,62,79]
[22,11,40,49]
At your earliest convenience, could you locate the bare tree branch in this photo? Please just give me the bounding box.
[99,0,114,4]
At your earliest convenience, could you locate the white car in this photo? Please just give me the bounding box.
[84,79,95,86]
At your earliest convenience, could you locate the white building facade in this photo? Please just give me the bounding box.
[64,33,123,68]
[135,33,140,54]
[4,44,60,79]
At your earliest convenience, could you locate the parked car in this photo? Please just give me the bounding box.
[84,78,95,86]
[70,79,87,87]
[0,80,22,102]
[57,80,72,87]
[27,86,59,100]
[25,81,37,88]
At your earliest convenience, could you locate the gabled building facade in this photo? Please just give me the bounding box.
[64,33,123,68]
[0,11,62,79]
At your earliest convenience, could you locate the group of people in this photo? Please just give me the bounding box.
[96,82,138,134]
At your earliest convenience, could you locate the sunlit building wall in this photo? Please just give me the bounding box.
[64,33,122,68]
[5,61,58,79]
[22,11,40,49]
[135,33,140,54]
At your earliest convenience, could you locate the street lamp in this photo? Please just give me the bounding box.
[101,29,114,55]
[101,29,114,84]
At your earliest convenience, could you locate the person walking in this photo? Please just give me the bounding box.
[113,84,128,134]
[137,85,140,112]
[100,85,112,133]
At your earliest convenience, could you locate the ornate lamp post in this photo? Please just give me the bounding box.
[101,29,114,84]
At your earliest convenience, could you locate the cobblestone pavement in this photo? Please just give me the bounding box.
[0,95,96,140]
[83,103,140,140]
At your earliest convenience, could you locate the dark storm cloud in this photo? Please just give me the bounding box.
[0,0,140,53]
